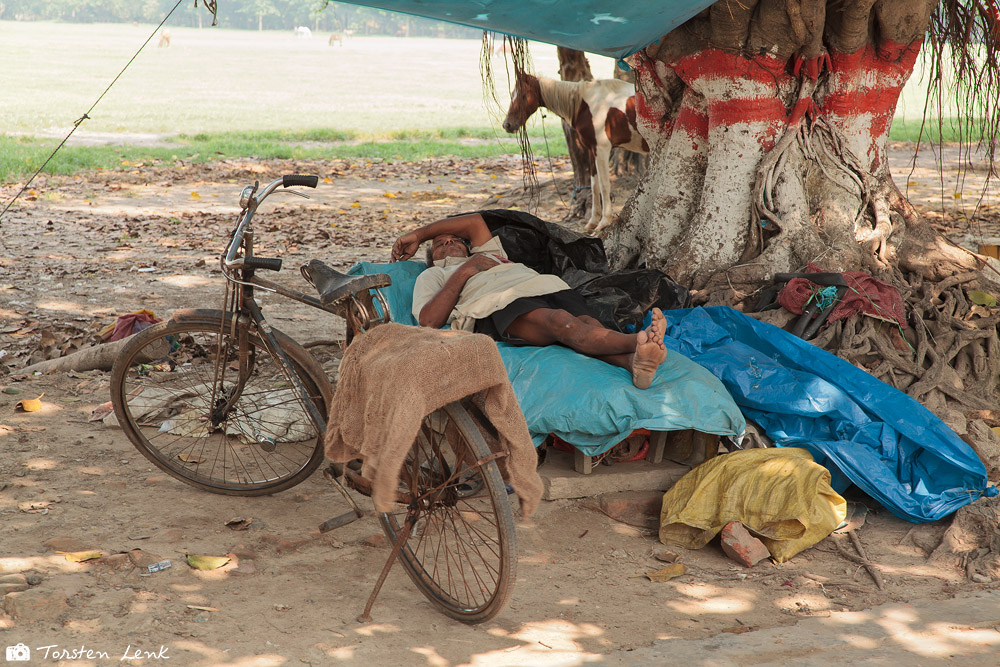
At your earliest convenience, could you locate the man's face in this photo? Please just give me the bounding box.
[430,234,470,261]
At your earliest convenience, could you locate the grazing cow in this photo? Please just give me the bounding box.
[328,33,343,46]
[294,26,312,39]
[158,30,171,48]
[503,73,649,232]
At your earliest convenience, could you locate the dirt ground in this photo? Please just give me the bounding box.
[1,145,999,665]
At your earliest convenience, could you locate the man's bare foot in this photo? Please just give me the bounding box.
[632,308,668,389]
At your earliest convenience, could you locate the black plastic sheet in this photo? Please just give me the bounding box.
[480,209,689,331]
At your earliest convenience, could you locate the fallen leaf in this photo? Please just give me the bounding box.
[644,563,686,582]
[88,402,114,421]
[177,453,206,464]
[186,554,231,571]
[15,394,44,412]
[59,550,105,563]
[225,517,254,531]
[968,290,997,307]
[186,605,220,612]
[383,192,396,198]
[721,625,757,634]
[652,548,680,563]
[190,191,202,200]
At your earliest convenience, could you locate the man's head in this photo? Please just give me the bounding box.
[426,233,470,266]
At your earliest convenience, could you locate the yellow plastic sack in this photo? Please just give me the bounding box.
[659,448,846,563]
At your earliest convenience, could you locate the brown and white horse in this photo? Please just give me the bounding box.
[503,73,648,232]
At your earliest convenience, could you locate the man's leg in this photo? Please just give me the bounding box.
[504,307,667,389]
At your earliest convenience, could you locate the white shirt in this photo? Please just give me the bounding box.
[411,236,570,331]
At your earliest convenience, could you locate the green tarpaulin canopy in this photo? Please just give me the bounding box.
[337,1,716,60]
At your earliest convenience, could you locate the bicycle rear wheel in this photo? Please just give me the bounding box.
[110,310,330,495]
[378,402,517,624]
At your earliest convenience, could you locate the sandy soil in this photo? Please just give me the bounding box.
[1,147,998,665]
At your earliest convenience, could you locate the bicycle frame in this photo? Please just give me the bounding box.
[216,178,342,436]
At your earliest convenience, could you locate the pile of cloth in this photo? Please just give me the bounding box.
[323,323,543,516]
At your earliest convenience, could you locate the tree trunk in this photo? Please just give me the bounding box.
[607,0,982,301]
[556,47,594,223]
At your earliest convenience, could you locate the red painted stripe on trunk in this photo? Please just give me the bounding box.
[673,48,787,85]
[708,97,788,126]
[828,40,921,79]
[674,106,708,139]
[822,86,903,118]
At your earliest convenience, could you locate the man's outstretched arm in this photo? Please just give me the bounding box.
[391,213,492,262]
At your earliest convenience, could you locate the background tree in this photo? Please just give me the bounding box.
[555,47,595,222]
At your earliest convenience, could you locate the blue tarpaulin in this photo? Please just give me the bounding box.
[661,307,998,524]
[334,0,717,60]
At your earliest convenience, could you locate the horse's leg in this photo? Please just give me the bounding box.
[588,144,613,231]
[585,150,601,231]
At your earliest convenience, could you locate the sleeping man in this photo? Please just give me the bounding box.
[390,212,667,389]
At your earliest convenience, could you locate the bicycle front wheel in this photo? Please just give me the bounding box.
[110,310,331,495]
[378,402,517,624]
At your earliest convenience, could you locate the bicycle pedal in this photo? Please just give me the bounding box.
[318,510,362,533]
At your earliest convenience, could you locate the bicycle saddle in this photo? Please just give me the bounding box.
[300,260,392,307]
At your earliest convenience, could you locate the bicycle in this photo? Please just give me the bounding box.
[110,175,516,623]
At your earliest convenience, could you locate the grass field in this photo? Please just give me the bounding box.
[0,20,983,180]
[0,21,606,135]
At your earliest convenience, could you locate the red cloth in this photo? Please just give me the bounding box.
[777,263,906,329]
[101,310,161,342]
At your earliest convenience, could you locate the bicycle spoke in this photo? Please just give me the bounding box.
[116,322,325,492]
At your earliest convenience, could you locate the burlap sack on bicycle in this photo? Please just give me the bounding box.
[325,322,543,517]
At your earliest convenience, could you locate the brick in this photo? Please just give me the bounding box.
[597,490,662,527]
[720,521,771,567]
[127,549,163,570]
[96,553,133,573]
[2,588,69,622]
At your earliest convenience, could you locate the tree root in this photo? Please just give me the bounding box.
[812,269,1000,423]
[833,531,885,591]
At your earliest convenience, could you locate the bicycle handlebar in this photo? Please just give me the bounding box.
[243,257,283,272]
[282,174,318,188]
[223,175,317,270]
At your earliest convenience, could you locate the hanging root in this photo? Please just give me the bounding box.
[750,80,818,255]
[927,2,1000,192]
[751,78,894,270]
[480,31,538,206]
